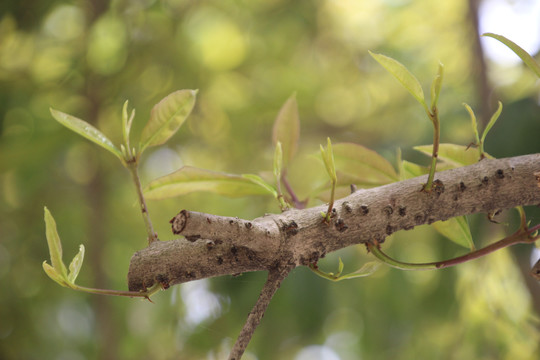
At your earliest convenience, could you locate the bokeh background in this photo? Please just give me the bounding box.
[1,0,540,359]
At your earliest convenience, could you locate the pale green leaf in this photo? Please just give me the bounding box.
[50,108,123,162]
[400,160,429,180]
[483,33,540,78]
[241,174,278,197]
[139,90,197,153]
[369,51,427,110]
[42,262,69,288]
[432,216,475,250]
[320,138,337,181]
[122,100,135,150]
[144,166,273,200]
[122,100,129,145]
[337,261,381,280]
[481,101,502,145]
[463,103,480,145]
[273,141,283,180]
[430,62,444,110]
[337,257,344,275]
[333,143,398,186]
[44,207,67,278]
[414,143,487,167]
[272,93,300,168]
[68,245,85,283]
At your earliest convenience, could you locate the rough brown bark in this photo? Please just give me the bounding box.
[128,153,540,291]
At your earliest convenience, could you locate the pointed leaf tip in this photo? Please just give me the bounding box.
[49,108,124,162]
[44,207,68,279]
[68,245,85,283]
[369,51,427,109]
[483,33,540,78]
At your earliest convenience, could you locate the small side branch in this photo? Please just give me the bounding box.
[368,224,540,270]
[228,264,292,360]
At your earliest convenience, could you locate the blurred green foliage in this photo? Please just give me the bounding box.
[1,0,539,359]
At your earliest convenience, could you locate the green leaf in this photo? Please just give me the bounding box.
[337,257,344,276]
[400,160,429,180]
[272,93,300,168]
[320,137,337,181]
[44,207,68,278]
[432,216,474,250]
[122,100,135,151]
[42,262,69,288]
[430,62,444,110]
[273,141,283,181]
[332,143,398,186]
[463,103,480,145]
[414,143,491,167]
[144,166,274,200]
[481,101,502,145]
[50,108,124,162]
[241,174,278,197]
[369,51,427,110]
[139,90,198,153]
[337,261,381,280]
[68,245,85,283]
[483,33,540,78]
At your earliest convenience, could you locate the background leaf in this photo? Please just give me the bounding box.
[483,33,540,77]
[50,108,124,162]
[369,51,427,110]
[139,89,197,152]
[431,216,475,250]
[414,143,491,167]
[144,166,274,200]
[272,93,300,168]
[333,143,398,186]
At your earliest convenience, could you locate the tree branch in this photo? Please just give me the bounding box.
[128,153,540,291]
[228,264,292,360]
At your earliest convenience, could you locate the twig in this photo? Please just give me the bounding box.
[368,224,540,270]
[228,264,292,360]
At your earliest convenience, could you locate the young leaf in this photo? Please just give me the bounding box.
[139,90,197,153]
[414,143,486,167]
[320,137,337,182]
[400,160,429,180]
[50,108,124,162]
[332,143,398,186]
[481,101,502,145]
[337,257,344,276]
[68,245,85,283]
[122,100,135,155]
[144,166,274,200]
[432,216,475,251]
[273,141,283,181]
[483,33,540,78]
[44,207,68,278]
[272,93,300,169]
[369,51,427,111]
[42,262,69,287]
[430,62,444,110]
[241,174,278,198]
[337,261,381,280]
[463,103,480,146]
